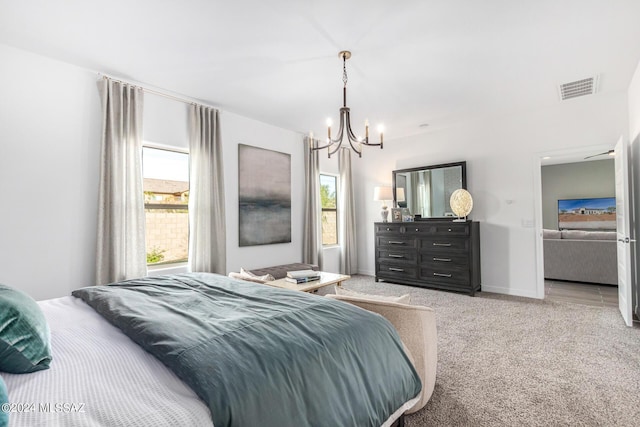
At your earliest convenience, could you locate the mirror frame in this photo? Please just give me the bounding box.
[392,161,467,217]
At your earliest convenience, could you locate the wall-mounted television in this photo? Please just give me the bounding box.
[557,197,616,230]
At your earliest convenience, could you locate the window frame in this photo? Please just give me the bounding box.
[320,173,339,247]
[142,143,190,268]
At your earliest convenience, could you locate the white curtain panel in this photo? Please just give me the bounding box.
[338,148,358,275]
[188,105,226,274]
[302,137,323,270]
[95,78,146,285]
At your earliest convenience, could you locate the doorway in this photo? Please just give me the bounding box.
[533,144,619,306]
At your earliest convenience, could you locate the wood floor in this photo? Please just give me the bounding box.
[544,279,618,308]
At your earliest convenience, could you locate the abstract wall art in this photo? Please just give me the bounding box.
[238,144,291,246]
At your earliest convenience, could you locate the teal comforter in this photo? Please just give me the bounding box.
[72,273,421,427]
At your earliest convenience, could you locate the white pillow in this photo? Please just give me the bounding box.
[228,269,275,284]
[240,268,275,282]
[334,286,411,304]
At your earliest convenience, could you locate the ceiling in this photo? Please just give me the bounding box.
[2,0,640,140]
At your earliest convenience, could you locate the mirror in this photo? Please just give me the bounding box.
[392,161,466,218]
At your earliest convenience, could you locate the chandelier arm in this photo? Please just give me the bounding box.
[312,139,335,150]
[344,111,359,143]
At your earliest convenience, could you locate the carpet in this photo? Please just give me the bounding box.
[323,276,640,426]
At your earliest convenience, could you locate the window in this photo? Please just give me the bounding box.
[142,146,189,266]
[320,174,338,246]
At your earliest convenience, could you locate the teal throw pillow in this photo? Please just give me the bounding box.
[0,284,52,373]
[0,375,8,427]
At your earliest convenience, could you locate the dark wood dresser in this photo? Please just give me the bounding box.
[374,220,481,296]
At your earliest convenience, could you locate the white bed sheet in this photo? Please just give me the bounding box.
[2,296,212,427]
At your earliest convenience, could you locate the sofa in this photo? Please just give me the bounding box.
[543,229,618,285]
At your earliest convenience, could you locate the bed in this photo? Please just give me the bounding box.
[1,273,421,427]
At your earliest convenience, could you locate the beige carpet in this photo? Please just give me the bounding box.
[324,276,640,426]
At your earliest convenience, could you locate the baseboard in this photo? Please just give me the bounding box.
[353,273,540,299]
[357,268,375,277]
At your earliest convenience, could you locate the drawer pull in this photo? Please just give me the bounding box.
[389,267,405,272]
[388,241,405,245]
[432,242,452,247]
[448,228,452,232]
[433,257,452,262]
[433,272,452,278]
[415,228,420,232]
[388,254,405,258]
[386,227,391,231]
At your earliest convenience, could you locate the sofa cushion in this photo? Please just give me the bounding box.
[561,230,616,240]
[561,230,589,240]
[583,231,616,240]
[543,229,562,239]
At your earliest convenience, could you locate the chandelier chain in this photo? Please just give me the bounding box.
[342,56,348,87]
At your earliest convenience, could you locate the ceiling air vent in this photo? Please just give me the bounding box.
[558,76,598,100]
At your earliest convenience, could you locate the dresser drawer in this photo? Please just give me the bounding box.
[375,223,404,234]
[419,253,469,268]
[376,236,416,249]
[419,267,470,286]
[377,264,418,280]
[419,238,469,252]
[430,223,470,236]
[378,249,417,264]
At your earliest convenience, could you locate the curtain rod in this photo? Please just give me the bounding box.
[98,73,221,111]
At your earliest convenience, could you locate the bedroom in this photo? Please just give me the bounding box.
[1,1,640,426]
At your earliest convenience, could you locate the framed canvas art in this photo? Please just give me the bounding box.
[238,144,291,246]
[557,197,616,230]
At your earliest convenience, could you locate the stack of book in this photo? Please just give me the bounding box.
[285,270,321,284]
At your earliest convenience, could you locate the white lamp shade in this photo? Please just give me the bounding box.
[373,186,393,201]
[396,187,406,202]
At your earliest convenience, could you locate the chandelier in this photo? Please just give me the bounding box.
[310,51,384,158]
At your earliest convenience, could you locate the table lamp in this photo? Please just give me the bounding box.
[450,189,473,222]
[373,186,393,222]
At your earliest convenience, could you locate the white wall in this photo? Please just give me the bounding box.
[222,112,305,275]
[352,93,629,298]
[0,44,306,300]
[541,159,615,230]
[143,93,189,150]
[628,58,640,317]
[0,43,101,300]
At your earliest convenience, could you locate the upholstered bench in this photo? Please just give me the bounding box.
[229,263,320,284]
[248,263,319,280]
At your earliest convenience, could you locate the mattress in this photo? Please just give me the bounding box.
[2,296,212,427]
